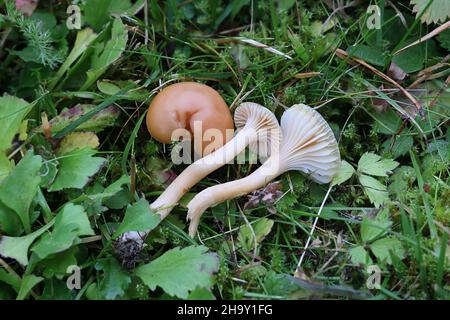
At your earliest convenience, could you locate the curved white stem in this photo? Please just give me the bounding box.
[186,154,284,237]
[151,126,257,218]
[118,126,258,243]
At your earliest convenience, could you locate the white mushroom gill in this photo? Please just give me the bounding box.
[186,104,341,237]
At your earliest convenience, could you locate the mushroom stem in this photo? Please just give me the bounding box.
[186,154,283,237]
[151,125,258,219]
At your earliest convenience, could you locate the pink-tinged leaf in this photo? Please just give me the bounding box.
[15,0,38,16]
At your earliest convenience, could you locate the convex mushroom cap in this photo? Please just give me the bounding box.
[186,103,341,237]
[146,82,234,155]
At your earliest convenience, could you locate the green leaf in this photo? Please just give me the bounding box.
[0,268,21,291]
[135,246,219,299]
[370,236,405,264]
[80,18,128,90]
[237,218,274,251]
[332,160,355,186]
[0,151,42,233]
[0,152,13,182]
[359,174,389,208]
[0,220,54,266]
[31,203,94,260]
[81,0,133,31]
[97,81,121,95]
[0,202,22,236]
[358,152,399,177]
[392,43,425,73]
[57,132,99,155]
[388,166,416,201]
[411,0,450,24]
[372,109,402,135]
[382,135,414,159]
[17,275,44,300]
[49,28,99,90]
[347,45,388,66]
[95,258,131,300]
[40,279,73,300]
[40,247,78,278]
[349,246,373,265]
[97,80,151,102]
[187,287,215,300]
[48,147,106,192]
[437,28,450,50]
[112,198,160,238]
[85,283,102,300]
[0,95,34,151]
[361,208,392,243]
[36,104,120,135]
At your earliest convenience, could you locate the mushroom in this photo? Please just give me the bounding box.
[120,102,281,243]
[146,82,234,156]
[186,104,341,237]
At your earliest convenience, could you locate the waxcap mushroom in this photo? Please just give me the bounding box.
[146,82,234,156]
[119,102,281,244]
[186,103,341,237]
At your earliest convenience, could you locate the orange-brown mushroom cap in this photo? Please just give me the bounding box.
[146,82,234,155]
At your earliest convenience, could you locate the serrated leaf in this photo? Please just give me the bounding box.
[0,95,34,151]
[358,152,399,177]
[359,175,389,208]
[17,275,44,300]
[48,147,106,192]
[332,160,355,186]
[95,258,131,300]
[411,0,450,24]
[388,166,416,201]
[361,208,392,243]
[349,246,373,265]
[81,18,128,90]
[370,236,405,264]
[31,203,94,260]
[112,198,160,238]
[0,220,54,266]
[0,151,42,233]
[135,246,219,299]
[237,218,274,251]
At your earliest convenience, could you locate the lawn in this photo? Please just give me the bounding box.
[0,0,448,300]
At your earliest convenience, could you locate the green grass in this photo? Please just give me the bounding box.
[0,0,448,300]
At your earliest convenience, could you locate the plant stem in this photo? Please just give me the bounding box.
[187,154,283,237]
[151,126,258,219]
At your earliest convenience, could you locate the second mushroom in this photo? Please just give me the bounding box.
[186,104,341,237]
